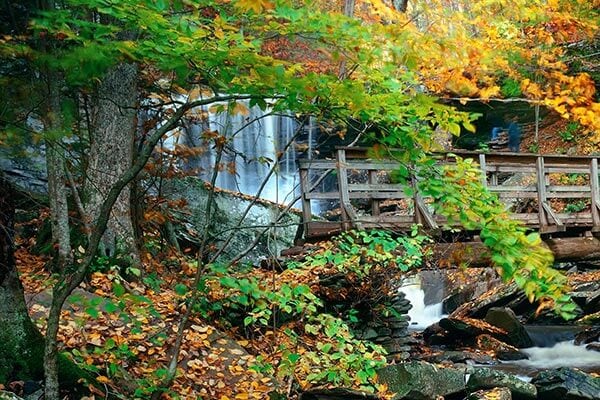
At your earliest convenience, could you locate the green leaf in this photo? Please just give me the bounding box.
[112,283,126,297]
[85,307,99,318]
[174,283,188,296]
[448,122,461,136]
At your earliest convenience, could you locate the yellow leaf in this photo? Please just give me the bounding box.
[235,0,273,13]
[97,375,110,384]
[231,102,250,116]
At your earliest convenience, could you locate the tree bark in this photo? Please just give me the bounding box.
[85,62,140,264]
[45,78,72,271]
[0,176,46,383]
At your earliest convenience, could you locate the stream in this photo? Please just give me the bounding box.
[398,272,600,379]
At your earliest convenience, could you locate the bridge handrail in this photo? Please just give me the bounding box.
[298,148,600,239]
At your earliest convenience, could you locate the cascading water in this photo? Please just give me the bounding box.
[497,325,600,375]
[514,341,600,371]
[399,274,446,330]
[166,100,308,205]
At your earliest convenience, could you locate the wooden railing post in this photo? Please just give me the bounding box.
[537,156,564,233]
[590,158,600,232]
[369,170,380,216]
[536,156,549,230]
[479,154,487,187]
[337,148,359,230]
[299,167,312,238]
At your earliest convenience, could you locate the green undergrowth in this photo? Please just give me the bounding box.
[198,229,431,394]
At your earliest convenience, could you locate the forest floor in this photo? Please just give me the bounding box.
[14,242,279,400]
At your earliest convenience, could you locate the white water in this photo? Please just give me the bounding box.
[160,98,311,205]
[512,341,600,370]
[399,276,446,330]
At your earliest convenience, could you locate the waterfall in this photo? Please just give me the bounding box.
[399,275,446,330]
[167,99,302,204]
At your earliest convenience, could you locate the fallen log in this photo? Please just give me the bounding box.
[433,236,600,267]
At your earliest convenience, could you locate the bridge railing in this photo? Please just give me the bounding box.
[298,147,600,240]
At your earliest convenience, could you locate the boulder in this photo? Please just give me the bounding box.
[475,334,528,361]
[532,367,600,400]
[442,268,501,314]
[424,350,495,365]
[451,283,527,320]
[484,308,533,348]
[0,391,24,400]
[163,177,301,263]
[377,361,466,400]
[438,317,510,343]
[586,343,600,352]
[466,367,537,399]
[574,326,600,345]
[465,387,512,400]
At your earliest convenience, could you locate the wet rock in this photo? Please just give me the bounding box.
[586,343,600,352]
[425,350,495,365]
[574,326,600,345]
[377,361,466,399]
[442,268,501,314]
[571,281,600,313]
[465,387,512,400]
[532,367,600,400]
[466,367,537,399]
[443,289,471,314]
[438,317,510,344]
[300,388,379,400]
[484,308,533,348]
[475,334,528,361]
[451,283,527,320]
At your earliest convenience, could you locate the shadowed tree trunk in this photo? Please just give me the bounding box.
[0,175,90,393]
[0,176,46,383]
[85,62,140,264]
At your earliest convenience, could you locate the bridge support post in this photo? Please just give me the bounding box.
[536,156,564,233]
[590,159,600,233]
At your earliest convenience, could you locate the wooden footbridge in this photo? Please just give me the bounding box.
[298,147,600,241]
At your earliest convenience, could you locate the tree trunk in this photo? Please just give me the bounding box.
[85,63,140,264]
[47,141,72,271]
[0,176,88,395]
[0,176,46,383]
[45,78,73,271]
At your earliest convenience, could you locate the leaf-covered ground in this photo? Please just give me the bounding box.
[17,244,279,399]
[15,230,394,399]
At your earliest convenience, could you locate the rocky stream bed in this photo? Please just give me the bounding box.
[305,266,600,400]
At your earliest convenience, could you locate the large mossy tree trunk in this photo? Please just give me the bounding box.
[0,176,88,391]
[0,177,46,382]
[85,63,140,264]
